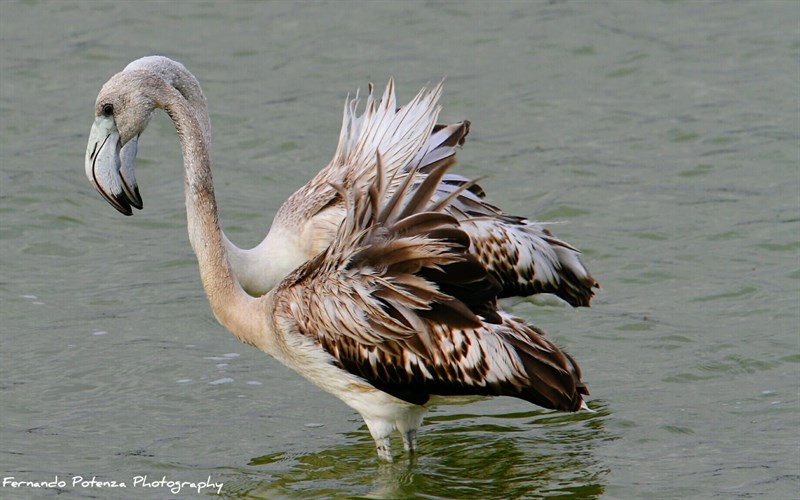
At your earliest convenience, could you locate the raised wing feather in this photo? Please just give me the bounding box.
[260,81,596,307]
[272,159,588,410]
[428,172,598,306]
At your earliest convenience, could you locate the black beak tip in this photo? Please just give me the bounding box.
[110,193,133,216]
[116,204,134,217]
[129,186,144,211]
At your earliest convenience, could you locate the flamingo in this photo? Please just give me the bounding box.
[84,56,591,460]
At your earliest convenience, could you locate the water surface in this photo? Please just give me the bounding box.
[1,1,798,498]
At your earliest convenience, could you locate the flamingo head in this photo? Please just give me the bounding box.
[85,68,159,215]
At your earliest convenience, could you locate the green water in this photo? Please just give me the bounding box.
[1,1,798,498]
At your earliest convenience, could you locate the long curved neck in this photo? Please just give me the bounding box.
[140,60,284,298]
[154,80,264,346]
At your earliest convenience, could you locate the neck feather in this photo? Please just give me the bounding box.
[155,82,264,346]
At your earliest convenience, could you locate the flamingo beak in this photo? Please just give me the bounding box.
[119,135,143,210]
[85,116,142,215]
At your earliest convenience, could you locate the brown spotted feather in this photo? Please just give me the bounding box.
[266,82,596,307]
[272,159,587,412]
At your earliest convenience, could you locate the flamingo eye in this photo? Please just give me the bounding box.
[101,103,114,117]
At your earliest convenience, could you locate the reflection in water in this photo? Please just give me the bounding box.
[223,402,611,499]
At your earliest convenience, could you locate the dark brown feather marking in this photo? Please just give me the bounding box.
[273,154,588,412]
